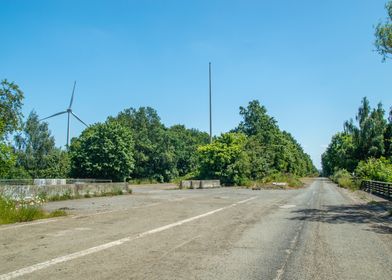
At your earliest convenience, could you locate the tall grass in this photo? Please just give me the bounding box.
[0,196,66,225]
[331,169,359,191]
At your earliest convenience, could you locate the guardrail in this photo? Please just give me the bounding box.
[0,178,112,186]
[361,180,392,199]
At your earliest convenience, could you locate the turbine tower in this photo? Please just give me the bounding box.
[40,81,88,149]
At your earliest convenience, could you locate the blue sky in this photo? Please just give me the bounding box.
[1,0,391,169]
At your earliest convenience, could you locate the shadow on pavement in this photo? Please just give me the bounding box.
[289,202,392,235]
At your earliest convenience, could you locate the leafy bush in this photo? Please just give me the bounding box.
[355,157,392,182]
[0,195,66,224]
[265,173,303,188]
[197,133,250,186]
[331,169,358,190]
[70,121,135,182]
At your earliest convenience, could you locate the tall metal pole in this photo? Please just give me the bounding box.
[67,112,70,150]
[209,62,212,143]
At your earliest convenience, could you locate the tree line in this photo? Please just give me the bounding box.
[322,0,392,183]
[322,97,392,182]
[0,81,316,184]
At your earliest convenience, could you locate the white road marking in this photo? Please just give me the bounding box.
[46,227,92,237]
[0,219,58,232]
[0,196,257,280]
[279,204,296,209]
[160,235,201,258]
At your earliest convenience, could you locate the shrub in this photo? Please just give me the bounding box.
[0,195,65,224]
[197,133,250,186]
[265,173,303,188]
[331,169,358,190]
[355,157,392,182]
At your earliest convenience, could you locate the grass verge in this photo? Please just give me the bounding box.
[46,188,130,202]
[0,195,67,225]
[248,174,305,190]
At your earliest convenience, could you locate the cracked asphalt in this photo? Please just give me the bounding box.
[0,178,391,279]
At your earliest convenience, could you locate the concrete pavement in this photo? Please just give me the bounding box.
[0,179,391,279]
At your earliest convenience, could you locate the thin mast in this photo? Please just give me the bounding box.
[209,62,212,143]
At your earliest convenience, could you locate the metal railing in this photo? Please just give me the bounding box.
[0,178,112,186]
[361,180,392,199]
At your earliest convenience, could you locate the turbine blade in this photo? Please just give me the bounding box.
[40,111,67,121]
[71,112,88,127]
[69,81,76,109]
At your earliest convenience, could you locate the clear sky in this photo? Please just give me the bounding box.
[1,0,391,169]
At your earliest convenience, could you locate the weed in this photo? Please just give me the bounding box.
[367,200,380,206]
[48,190,74,201]
[48,209,67,217]
[0,195,65,225]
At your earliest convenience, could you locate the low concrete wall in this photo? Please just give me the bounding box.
[0,182,129,200]
[180,180,220,189]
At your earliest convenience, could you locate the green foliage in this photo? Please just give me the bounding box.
[321,133,356,176]
[265,173,304,188]
[0,196,66,224]
[0,143,16,178]
[109,107,176,182]
[355,157,392,182]
[39,149,70,178]
[375,1,392,61]
[48,190,73,201]
[0,79,24,138]
[70,121,135,181]
[13,111,69,178]
[0,195,66,224]
[236,100,317,179]
[331,169,358,190]
[323,97,391,178]
[109,107,209,182]
[168,125,209,177]
[198,132,251,186]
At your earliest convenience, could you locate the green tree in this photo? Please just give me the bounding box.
[236,100,279,141]
[40,149,70,178]
[0,79,24,178]
[375,1,392,61]
[0,143,15,178]
[236,100,316,178]
[198,133,250,185]
[70,121,134,181]
[355,157,392,182]
[109,107,177,182]
[168,125,209,177]
[344,98,387,160]
[0,79,24,138]
[14,111,57,178]
[323,97,391,177]
[321,133,356,176]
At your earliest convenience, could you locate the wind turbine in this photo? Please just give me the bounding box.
[40,81,88,149]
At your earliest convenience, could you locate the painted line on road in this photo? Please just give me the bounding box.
[0,196,257,280]
[0,198,197,231]
[160,235,201,259]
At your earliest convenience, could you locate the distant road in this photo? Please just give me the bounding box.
[0,179,391,279]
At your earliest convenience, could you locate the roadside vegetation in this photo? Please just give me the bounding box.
[40,187,129,202]
[323,1,392,189]
[1,80,317,187]
[0,195,66,225]
[322,97,392,189]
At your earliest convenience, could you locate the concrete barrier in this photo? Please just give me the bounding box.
[0,182,129,200]
[201,180,221,189]
[180,180,220,189]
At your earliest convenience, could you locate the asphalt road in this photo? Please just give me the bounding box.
[0,178,391,279]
